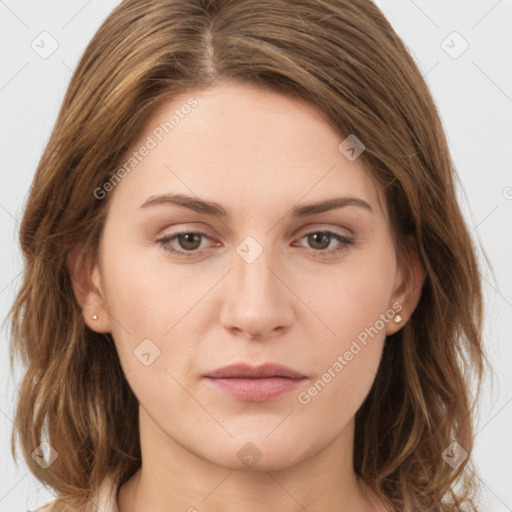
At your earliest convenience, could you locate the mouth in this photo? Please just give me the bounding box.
[203,363,307,402]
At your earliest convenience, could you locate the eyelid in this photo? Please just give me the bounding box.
[155,225,355,261]
[293,221,355,237]
[293,230,354,257]
[156,223,353,244]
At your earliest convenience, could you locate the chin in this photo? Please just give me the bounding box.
[194,433,317,473]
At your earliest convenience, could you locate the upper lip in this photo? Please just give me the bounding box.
[204,363,306,379]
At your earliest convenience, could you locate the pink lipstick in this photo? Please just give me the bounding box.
[204,363,306,401]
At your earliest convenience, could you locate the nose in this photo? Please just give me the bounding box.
[219,241,294,340]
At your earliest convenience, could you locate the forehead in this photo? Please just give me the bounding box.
[107,81,383,218]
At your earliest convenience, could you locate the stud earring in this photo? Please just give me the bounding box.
[92,314,99,320]
[394,314,403,324]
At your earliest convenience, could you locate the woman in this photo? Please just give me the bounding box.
[8,0,487,510]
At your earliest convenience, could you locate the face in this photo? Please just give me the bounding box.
[82,80,415,472]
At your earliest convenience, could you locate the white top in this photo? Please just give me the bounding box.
[31,475,119,512]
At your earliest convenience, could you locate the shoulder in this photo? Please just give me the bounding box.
[28,474,119,512]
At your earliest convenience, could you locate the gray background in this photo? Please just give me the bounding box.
[1,1,511,510]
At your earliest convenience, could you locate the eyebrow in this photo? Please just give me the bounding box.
[140,193,373,217]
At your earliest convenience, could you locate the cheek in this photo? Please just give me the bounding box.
[295,248,396,405]
[99,233,221,376]
[100,248,214,419]
[303,250,396,348]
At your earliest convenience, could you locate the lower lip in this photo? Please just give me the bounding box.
[205,377,305,401]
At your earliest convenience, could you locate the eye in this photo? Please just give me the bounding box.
[156,229,354,260]
[294,230,354,258]
[156,231,214,258]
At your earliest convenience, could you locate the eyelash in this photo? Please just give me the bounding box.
[156,230,354,259]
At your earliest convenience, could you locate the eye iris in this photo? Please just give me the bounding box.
[178,233,202,250]
[308,232,331,250]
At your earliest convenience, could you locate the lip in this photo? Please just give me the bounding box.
[205,363,305,379]
[204,363,307,402]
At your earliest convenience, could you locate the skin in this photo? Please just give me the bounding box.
[71,80,423,512]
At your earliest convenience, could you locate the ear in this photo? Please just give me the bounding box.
[386,235,424,335]
[67,243,112,333]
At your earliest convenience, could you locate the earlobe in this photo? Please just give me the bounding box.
[66,244,112,333]
[386,236,424,335]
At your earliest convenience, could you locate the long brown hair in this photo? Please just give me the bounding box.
[8,0,488,510]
